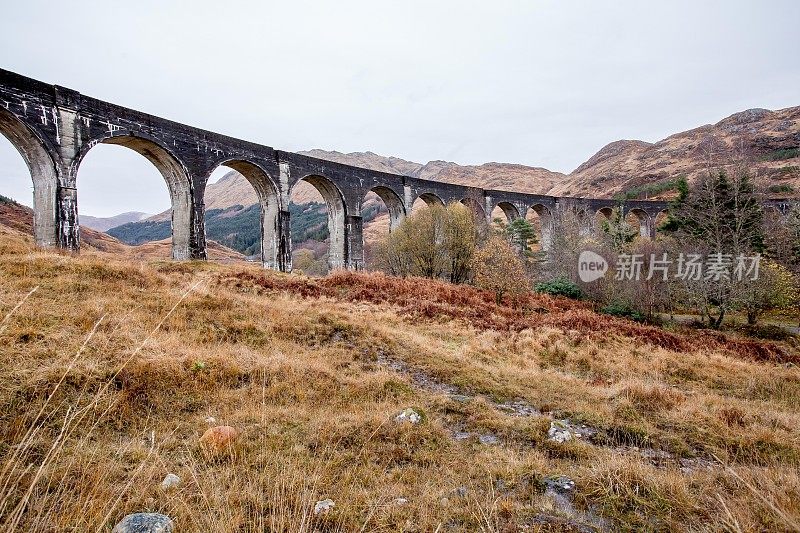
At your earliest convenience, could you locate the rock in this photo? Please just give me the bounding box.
[543,475,575,494]
[449,394,472,404]
[496,400,541,417]
[205,416,216,425]
[394,408,422,424]
[199,425,239,457]
[393,497,409,506]
[111,513,174,533]
[453,431,471,441]
[547,420,572,443]
[478,434,500,445]
[314,498,335,515]
[160,473,180,490]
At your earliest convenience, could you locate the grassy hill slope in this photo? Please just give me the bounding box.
[0,227,798,531]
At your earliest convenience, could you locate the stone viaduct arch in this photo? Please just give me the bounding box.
[1,68,795,272]
[0,105,62,248]
[205,159,280,268]
[529,204,555,250]
[72,131,195,260]
[292,174,348,270]
[460,197,486,222]
[493,201,521,222]
[367,185,406,231]
[595,206,614,221]
[414,192,445,208]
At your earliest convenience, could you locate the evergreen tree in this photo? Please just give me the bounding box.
[600,207,638,252]
[662,167,765,328]
[663,169,763,254]
[493,217,538,255]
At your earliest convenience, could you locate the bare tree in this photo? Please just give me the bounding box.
[545,200,595,282]
[664,156,765,328]
[381,202,477,282]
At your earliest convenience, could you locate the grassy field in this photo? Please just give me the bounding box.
[0,226,798,532]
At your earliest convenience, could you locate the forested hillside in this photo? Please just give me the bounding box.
[108,201,385,257]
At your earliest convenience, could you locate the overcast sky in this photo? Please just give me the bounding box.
[1,0,798,217]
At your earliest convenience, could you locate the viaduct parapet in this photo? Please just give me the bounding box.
[0,69,793,271]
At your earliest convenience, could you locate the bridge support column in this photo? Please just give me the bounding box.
[57,185,79,251]
[345,215,364,271]
[540,225,553,252]
[403,184,413,215]
[189,192,207,260]
[642,215,656,240]
[277,209,291,272]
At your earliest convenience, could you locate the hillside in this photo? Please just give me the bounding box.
[550,106,800,198]
[0,196,244,261]
[80,211,152,232]
[300,106,800,200]
[298,149,567,195]
[0,225,797,531]
[109,200,384,263]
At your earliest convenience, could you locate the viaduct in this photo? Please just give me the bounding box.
[0,68,794,271]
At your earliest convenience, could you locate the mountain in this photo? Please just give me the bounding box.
[550,106,800,198]
[200,170,327,214]
[79,211,152,232]
[109,198,385,264]
[297,150,566,195]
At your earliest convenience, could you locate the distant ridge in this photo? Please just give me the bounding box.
[80,211,152,232]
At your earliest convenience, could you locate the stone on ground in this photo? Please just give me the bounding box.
[111,513,174,533]
[199,425,239,457]
[160,473,180,490]
[394,408,422,424]
[547,420,573,443]
[314,498,335,515]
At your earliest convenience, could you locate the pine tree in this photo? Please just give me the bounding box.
[663,169,763,254]
[662,167,765,328]
[600,207,638,251]
[493,217,538,255]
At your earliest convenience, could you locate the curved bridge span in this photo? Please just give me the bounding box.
[0,69,792,271]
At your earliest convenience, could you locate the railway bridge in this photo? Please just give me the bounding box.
[0,69,792,271]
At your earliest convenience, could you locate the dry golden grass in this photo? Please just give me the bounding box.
[0,229,798,531]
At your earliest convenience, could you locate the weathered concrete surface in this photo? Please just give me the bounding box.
[0,68,793,270]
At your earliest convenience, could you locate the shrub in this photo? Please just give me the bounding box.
[761,147,799,161]
[738,260,799,325]
[471,235,529,304]
[534,277,582,299]
[601,301,645,322]
[614,176,685,201]
[382,202,476,283]
[767,184,794,194]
